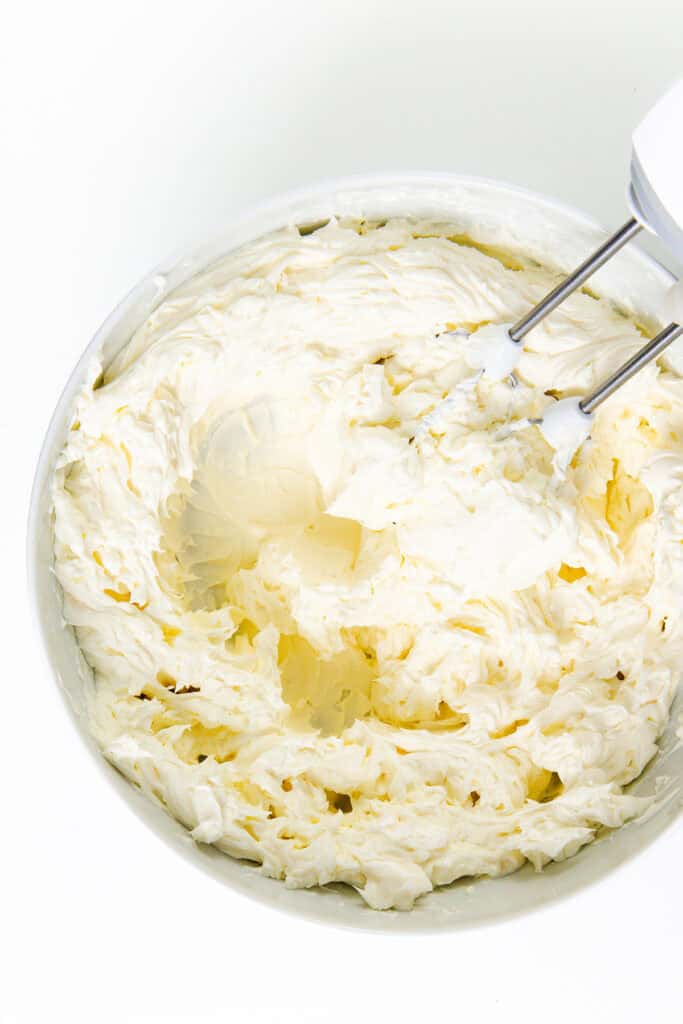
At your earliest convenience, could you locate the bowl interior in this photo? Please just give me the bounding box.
[29,173,683,932]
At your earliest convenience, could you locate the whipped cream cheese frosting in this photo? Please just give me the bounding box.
[52,219,683,910]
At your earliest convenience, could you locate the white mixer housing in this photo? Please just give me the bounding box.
[630,78,683,267]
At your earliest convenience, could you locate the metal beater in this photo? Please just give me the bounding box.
[507,78,683,424]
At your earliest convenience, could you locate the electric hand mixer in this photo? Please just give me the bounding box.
[478,78,683,460]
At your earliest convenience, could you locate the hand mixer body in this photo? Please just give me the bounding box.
[501,78,683,435]
[630,77,683,265]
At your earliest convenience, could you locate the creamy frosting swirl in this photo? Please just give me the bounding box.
[52,219,683,909]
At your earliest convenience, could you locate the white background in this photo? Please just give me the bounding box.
[3,1,683,1021]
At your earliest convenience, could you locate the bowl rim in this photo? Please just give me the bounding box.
[27,170,681,934]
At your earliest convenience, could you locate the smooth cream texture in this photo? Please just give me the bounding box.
[52,219,683,910]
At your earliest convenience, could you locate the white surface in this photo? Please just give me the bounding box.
[665,279,683,324]
[3,0,683,1021]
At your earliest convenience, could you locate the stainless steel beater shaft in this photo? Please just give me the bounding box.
[579,321,683,414]
[509,217,643,343]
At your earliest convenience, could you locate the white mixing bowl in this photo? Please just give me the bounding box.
[28,173,683,931]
